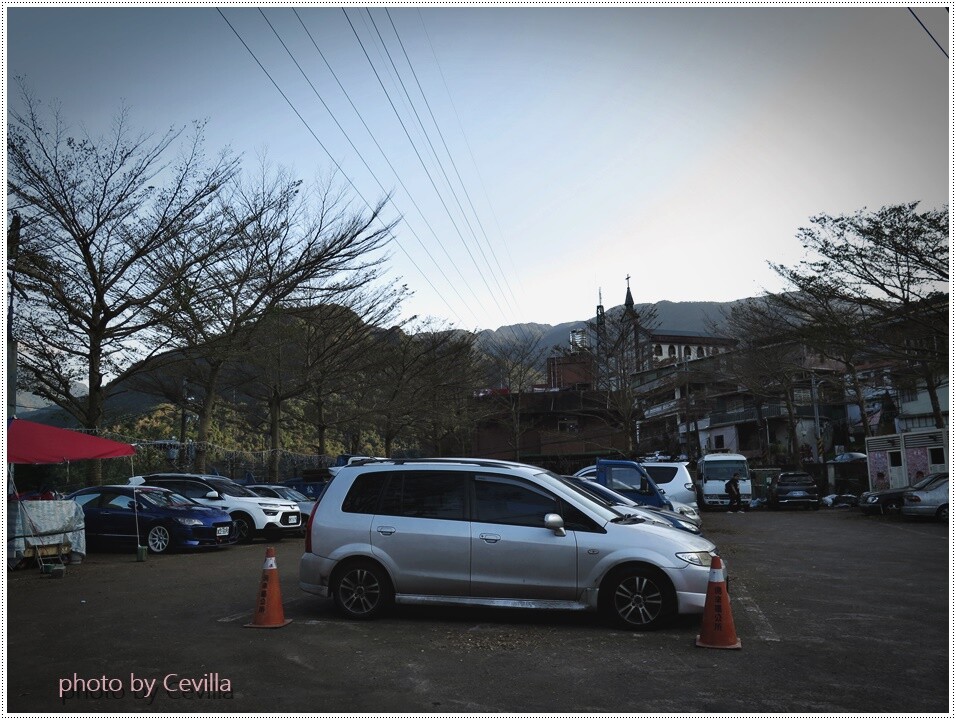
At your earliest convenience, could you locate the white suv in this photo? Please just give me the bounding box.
[640,462,699,510]
[299,458,718,630]
[128,474,301,543]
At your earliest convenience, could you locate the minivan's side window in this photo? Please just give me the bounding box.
[474,476,557,527]
[379,471,466,520]
[342,473,390,514]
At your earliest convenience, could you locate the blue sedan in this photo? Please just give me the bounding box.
[65,485,237,553]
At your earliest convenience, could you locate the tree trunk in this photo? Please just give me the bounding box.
[194,363,224,473]
[87,339,105,485]
[919,360,945,429]
[847,367,871,439]
[783,389,802,469]
[268,391,281,483]
[754,399,768,463]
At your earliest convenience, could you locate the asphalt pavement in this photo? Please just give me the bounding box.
[5,506,950,713]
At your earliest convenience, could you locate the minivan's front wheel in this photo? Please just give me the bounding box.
[332,560,394,620]
[600,564,676,631]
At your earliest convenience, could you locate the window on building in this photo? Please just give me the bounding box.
[900,388,918,403]
[696,346,704,358]
[668,345,676,357]
[684,345,692,357]
[889,451,902,468]
[929,447,945,465]
[654,344,662,356]
[558,418,579,434]
[714,435,725,449]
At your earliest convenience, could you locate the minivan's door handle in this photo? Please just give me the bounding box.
[376,526,396,536]
[479,533,500,544]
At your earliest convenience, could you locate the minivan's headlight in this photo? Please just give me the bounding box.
[676,551,713,566]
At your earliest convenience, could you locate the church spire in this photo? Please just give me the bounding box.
[624,274,635,312]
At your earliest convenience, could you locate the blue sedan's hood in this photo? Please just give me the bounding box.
[169,504,231,522]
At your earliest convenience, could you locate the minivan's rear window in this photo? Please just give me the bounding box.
[342,473,390,514]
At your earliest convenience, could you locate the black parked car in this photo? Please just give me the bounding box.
[768,472,820,510]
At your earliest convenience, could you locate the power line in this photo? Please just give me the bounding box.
[215,8,468,327]
[344,7,514,326]
[257,8,481,325]
[288,7,491,325]
[382,8,519,314]
[907,7,948,58]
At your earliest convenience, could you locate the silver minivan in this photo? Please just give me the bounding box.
[299,458,718,630]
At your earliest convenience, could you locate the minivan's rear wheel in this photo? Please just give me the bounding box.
[332,560,394,620]
[600,564,676,631]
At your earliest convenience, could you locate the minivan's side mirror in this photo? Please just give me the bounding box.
[205,490,220,500]
[544,513,566,537]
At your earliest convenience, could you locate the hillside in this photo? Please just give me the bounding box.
[17,299,743,422]
[476,299,738,352]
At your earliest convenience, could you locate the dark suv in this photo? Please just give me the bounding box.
[768,472,820,510]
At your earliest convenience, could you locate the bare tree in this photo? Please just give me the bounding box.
[479,330,548,460]
[369,321,477,457]
[132,162,397,471]
[771,202,949,428]
[7,87,239,481]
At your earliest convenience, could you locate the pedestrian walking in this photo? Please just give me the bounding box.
[725,472,743,513]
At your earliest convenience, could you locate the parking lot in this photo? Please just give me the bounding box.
[6,507,950,713]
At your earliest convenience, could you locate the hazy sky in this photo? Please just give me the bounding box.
[6,6,950,331]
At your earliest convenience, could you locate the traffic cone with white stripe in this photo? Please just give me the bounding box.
[245,546,292,629]
[695,555,741,649]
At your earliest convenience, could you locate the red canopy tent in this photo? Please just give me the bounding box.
[7,418,137,464]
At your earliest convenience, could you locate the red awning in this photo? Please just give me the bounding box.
[7,418,137,465]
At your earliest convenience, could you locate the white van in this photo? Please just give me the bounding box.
[696,453,753,510]
[640,462,698,510]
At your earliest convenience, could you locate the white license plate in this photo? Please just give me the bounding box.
[216,526,229,536]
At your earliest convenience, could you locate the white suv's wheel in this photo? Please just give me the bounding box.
[232,513,255,544]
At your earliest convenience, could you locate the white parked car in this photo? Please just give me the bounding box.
[300,458,718,630]
[639,462,699,510]
[128,473,302,543]
[573,463,701,525]
[901,472,949,522]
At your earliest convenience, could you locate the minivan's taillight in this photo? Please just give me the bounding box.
[304,500,321,553]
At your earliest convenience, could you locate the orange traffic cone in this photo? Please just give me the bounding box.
[245,546,292,629]
[695,555,741,649]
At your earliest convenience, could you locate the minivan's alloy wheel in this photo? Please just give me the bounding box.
[147,525,171,554]
[232,513,254,544]
[600,565,676,630]
[333,561,394,620]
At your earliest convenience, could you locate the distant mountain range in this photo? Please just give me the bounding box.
[476,299,738,353]
[16,299,741,419]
